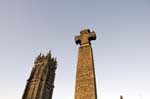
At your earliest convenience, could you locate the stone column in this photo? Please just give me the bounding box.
[74,29,97,99]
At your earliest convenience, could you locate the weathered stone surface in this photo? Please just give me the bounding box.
[22,51,57,99]
[74,29,97,99]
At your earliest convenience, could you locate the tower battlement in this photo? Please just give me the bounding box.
[34,51,57,69]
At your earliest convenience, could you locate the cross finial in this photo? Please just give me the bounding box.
[75,29,96,46]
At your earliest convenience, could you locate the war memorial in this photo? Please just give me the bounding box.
[22,29,123,99]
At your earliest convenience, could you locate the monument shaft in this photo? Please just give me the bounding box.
[75,29,97,99]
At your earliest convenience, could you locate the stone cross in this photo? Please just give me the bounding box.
[75,29,96,46]
[74,29,97,99]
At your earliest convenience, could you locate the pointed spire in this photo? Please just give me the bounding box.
[46,50,51,59]
[53,57,57,65]
[41,54,45,58]
[38,53,41,58]
[35,53,41,61]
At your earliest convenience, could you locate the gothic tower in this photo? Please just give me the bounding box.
[74,29,97,99]
[22,51,57,99]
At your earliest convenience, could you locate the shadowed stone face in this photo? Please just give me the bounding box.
[75,29,96,46]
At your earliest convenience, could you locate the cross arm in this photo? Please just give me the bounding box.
[75,35,81,45]
[88,31,96,41]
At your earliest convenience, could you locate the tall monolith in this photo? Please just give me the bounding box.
[74,29,97,99]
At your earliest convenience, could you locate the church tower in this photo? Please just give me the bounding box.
[74,29,97,99]
[22,51,57,99]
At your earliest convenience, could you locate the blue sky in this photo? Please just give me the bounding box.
[0,0,150,99]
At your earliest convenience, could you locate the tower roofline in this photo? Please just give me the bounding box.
[34,51,57,67]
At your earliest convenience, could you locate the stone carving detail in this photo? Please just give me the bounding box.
[74,29,97,99]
